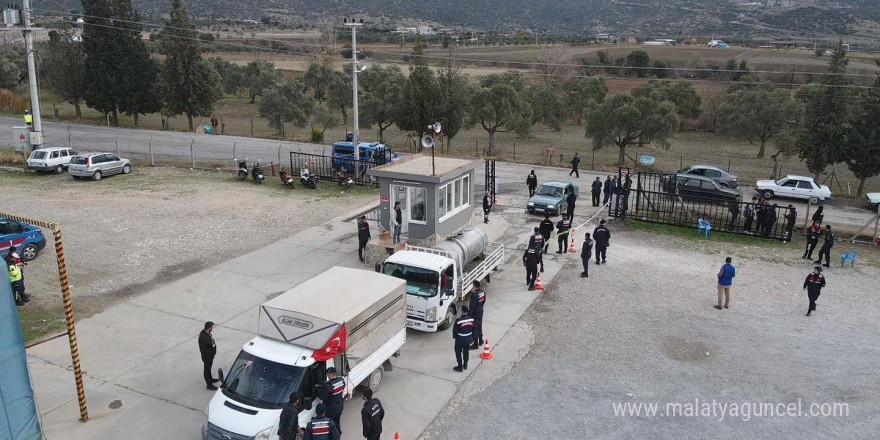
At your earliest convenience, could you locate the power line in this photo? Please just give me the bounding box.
[33,7,880,80]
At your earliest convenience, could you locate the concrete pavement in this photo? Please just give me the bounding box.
[25,198,567,440]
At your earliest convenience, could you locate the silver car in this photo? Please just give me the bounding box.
[68,153,132,181]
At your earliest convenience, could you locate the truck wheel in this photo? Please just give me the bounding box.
[438,306,456,330]
[365,368,383,392]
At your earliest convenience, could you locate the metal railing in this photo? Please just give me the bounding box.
[289,152,380,187]
[609,171,794,241]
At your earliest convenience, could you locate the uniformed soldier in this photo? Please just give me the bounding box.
[528,227,545,251]
[803,265,826,317]
[452,306,474,372]
[522,247,544,291]
[526,170,538,197]
[468,280,486,349]
[278,392,302,440]
[303,403,340,440]
[555,217,572,254]
[317,367,346,434]
[580,233,594,278]
[539,215,554,253]
[360,388,385,440]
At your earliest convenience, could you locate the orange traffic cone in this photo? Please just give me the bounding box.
[394,433,400,440]
[534,273,544,290]
[494,193,499,205]
[480,339,494,360]
[568,228,576,253]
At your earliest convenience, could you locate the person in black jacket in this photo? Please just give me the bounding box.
[592,220,611,264]
[358,216,371,262]
[591,177,602,206]
[580,233,594,278]
[360,389,385,440]
[555,217,572,254]
[522,247,544,290]
[526,170,538,197]
[278,392,302,440]
[565,189,577,221]
[528,227,545,251]
[539,215,554,253]
[452,306,475,372]
[392,202,403,244]
[783,205,797,242]
[318,367,346,434]
[482,191,492,224]
[814,225,834,267]
[468,280,486,349]
[803,265,826,316]
[743,197,758,233]
[602,176,612,205]
[303,404,341,440]
[811,205,824,225]
[762,203,778,238]
[803,221,822,259]
[198,321,219,390]
[569,152,580,178]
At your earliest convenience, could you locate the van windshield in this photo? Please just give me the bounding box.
[383,263,439,297]
[222,351,306,409]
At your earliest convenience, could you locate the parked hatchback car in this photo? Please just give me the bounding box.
[755,175,832,201]
[27,147,78,173]
[663,175,742,203]
[68,153,132,181]
[527,180,579,215]
[677,165,738,188]
[0,217,47,261]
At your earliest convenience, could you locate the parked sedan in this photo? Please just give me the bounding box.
[663,175,742,203]
[527,180,579,215]
[755,175,832,201]
[68,153,132,181]
[677,165,738,188]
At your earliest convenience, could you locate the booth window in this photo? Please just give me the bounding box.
[438,175,472,222]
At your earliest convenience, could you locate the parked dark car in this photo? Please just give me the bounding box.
[663,175,742,203]
[677,165,738,188]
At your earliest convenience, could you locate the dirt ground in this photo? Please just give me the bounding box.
[0,167,374,341]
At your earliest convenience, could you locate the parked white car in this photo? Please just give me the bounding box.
[866,192,880,210]
[755,175,832,201]
[27,147,78,173]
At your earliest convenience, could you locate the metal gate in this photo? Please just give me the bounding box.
[609,170,793,241]
[289,152,379,186]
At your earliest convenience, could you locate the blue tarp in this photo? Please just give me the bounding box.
[0,277,42,440]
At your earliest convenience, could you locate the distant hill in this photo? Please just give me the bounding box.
[56,0,880,41]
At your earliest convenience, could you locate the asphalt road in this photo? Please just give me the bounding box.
[4,116,877,233]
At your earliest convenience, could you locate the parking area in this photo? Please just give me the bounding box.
[1,167,374,340]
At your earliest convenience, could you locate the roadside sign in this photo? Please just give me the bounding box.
[639,154,656,166]
[546,147,556,154]
[381,196,389,202]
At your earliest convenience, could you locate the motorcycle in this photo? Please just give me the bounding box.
[300,168,318,189]
[236,158,248,180]
[279,169,295,188]
[251,163,265,184]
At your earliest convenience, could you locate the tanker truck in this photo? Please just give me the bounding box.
[377,226,505,332]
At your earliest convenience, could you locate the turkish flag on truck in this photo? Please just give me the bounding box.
[312,325,347,361]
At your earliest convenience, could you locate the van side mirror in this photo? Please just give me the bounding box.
[217,368,225,388]
[374,263,382,273]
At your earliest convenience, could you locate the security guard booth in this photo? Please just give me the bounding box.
[364,154,480,264]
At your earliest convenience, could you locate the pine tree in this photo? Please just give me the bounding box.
[158,0,222,131]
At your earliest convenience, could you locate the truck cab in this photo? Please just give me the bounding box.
[382,251,460,331]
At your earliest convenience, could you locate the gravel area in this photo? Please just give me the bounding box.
[424,222,880,440]
[1,167,373,339]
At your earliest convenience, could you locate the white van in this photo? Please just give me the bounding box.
[27,147,78,173]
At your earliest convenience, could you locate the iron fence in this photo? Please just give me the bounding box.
[609,171,795,241]
[289,152,379,187]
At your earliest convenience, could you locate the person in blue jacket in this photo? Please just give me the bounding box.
[714,257,736,310]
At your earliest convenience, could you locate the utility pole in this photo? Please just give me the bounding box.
[21,0,43,150]
[344,18,364,163]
